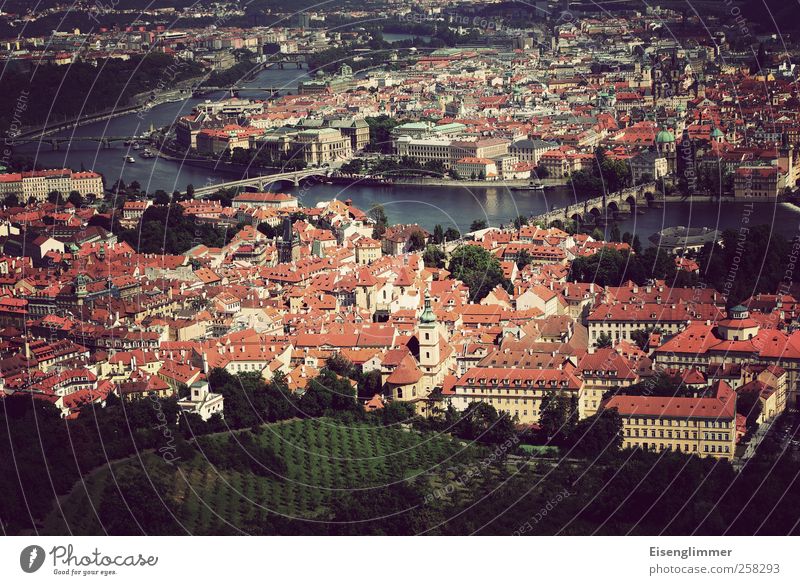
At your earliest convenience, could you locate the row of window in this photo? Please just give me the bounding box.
[628,418,731,428]
[626,441,730,454]
[626,428,730,441]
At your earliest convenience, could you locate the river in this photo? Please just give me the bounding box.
[15,67,800,240]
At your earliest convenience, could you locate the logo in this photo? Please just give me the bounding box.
[20,545,46,573]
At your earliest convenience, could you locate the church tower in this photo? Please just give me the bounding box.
[276,216,300,264]
[418,293,440,374]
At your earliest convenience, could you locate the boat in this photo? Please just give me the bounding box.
[511,181,546,191]
[132,142,141,150]
[140,149,155,159]
[125,155,136,163]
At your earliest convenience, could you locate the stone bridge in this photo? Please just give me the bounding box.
[531,182,660,226]
[189,168,332,197]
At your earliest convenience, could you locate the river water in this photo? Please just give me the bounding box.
[15,67,800,239]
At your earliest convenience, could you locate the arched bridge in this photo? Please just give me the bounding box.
[189,168,332,197]
[532,183,661,226]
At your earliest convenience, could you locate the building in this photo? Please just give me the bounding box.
[454,157,498,180]
[734,165,784,198]
[602,380,737,460]
[196,125,263,155]
[276,216,300,263]
[0,169,103,201]
[232,192,298,209]
[176,380,224,421]
[252,127,352,165]
[629,150,668,183]
[509,139,558,165]
[448,366,584,424]
[653,305,800,408]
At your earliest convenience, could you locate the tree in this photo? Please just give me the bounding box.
[595,332,613,349]
[47,190,63,204]
[512,215,527,230]
[2,193,19,207]
[326,353,354,377]
[298,369,359,417]
[444,227,461,241]
[97,464,181,535]
[186,184,195,199]
[408,229,427,252]
[432,224,444,244]
[369,204,388,239]
[538,391,576,445]
[422,245,446,269]
[609,224,621,242]
[448,245,510,302]
[153,189,171,205]
[469,219,488,232]
[565,408,623,458]
[515,249,533,270]
[450,402,518,445]
[632,234,642,255]
[630,329,650,351]
[67,190,83,207]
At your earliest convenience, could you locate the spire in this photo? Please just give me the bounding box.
[420,292,436,324]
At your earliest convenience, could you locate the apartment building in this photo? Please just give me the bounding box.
[603,380,737,460]
[448,366,585,424]
[0,169,104,201]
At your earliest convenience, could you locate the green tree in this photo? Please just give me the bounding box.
[408,229,427,251]
[595,332,613,349]
[67,190,84,207]
[565,408,623,458]
[469,219,488,232]
[539,391,576,445]
[630,329,650,351]
[444,227,461,241]
[448,245,510,302]
[423,245,446,269]
[516,249,533,270]
[369,204,389,239]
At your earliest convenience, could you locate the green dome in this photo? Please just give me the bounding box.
[710,127,724,138]
[656,129,675,143]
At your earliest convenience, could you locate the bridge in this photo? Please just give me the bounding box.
[195,87,286,94]
[261,59,305,69]
[12,135,143,150]
[531,182,661,226]
[189,168,332,197]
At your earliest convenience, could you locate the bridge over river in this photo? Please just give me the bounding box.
[188,167,332,197]
[531,182,661,226]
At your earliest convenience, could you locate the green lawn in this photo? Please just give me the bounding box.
[43,419,474,535]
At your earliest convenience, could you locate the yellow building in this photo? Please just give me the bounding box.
[448,366,584,425]
[603,380,737,460]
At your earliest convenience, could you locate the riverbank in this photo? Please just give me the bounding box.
[15,74,207,140]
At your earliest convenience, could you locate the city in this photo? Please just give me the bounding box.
[1,0,800,547]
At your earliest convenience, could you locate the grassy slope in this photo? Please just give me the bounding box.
[43,419,475,535]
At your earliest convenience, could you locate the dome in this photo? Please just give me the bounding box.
[656,129,675,143]
[710,127,724,138]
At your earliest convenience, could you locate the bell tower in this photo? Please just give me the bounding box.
[418,293,440,373]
